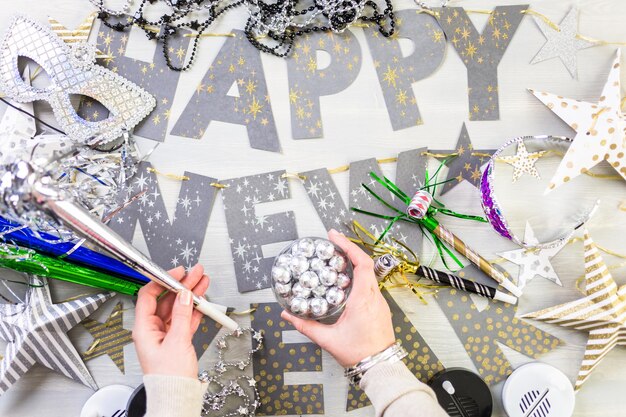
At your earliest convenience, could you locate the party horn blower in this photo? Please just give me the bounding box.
[0,216,150,284]
[373,251,516,304]
[415,261,517,304]
[0,245,143,295]
[420,217,521,297]
[2,160,238,332]
[352,164,522,297]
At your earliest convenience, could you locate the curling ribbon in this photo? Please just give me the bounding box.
[407,190,432,219]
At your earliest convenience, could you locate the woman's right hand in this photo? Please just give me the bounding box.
[281,229,396,367]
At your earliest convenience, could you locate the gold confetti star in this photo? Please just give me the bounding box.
[248,96,263,120]
[152,114,161,125]
[289,89,299,104]
[465,42,478,59]
[395,90,408,105]
[460,27,471,41]
[260,118,269,126]
[196,83,205,94]
[470,167,481,181]
[431,30,444,43]
[206,85,214,93]
[161,98,168,105]
[296,107,305,119]
[245,80,257,94]
[238,56,245,66]
[383,65,399,88]
[307,57,317,73]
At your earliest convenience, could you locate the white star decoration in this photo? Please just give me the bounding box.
[530,7,597,78]
[531,49,626,192]
[498,222,567,289]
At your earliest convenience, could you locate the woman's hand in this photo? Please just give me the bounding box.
[133,264,210,378]
[281,229,396,367]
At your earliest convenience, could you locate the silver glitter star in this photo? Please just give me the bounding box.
[530,7,597,79]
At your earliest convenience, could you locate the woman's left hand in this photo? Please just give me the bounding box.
[133,264,210,378]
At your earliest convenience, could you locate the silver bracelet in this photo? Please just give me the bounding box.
[344,342,408,386]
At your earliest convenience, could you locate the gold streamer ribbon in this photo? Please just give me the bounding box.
[147,167,190,181]
[521,9,561,31]
[349,221,441,303]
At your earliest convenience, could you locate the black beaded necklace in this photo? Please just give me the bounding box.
[91,0,395,71]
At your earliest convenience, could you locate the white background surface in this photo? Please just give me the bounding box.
[0,0,625,416]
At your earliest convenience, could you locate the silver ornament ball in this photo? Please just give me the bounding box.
[328,254,347,272]
[275,253,293,268]
[299,270,320,289]
[289,255,309,276]
[271,266,292,284]
[326,286,345,306]
[289,297,310,315]
[336,273,351,289]
[291,282,312,298]
[309,297,329,317]
[274,282,292,297]
[312,285,327,297]
[309,257,325,272]
[296,238,316,258]
[319,267,338,286]
[315,240,335,260]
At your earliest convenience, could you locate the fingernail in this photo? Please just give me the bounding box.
[329,229,338,235]
[179,290,192,306]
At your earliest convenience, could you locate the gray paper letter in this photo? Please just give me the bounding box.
[108,161,216,271]
[364,9,446,129]
[286,32,362,139]
[435,5,528,121]
[170,30,280,152]
[221,171,298,292]
[251,302,324,415]
[300,148,427,253]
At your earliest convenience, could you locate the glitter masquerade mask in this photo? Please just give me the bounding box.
[481,135,599,250]
[0,15,156,146]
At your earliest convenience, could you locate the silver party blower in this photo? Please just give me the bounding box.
[3,160,239,332]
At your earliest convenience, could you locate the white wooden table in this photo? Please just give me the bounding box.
[0,0,625,416]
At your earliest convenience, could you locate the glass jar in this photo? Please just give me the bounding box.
[271,237,353,320]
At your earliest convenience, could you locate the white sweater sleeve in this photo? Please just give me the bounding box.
[143,374,205,417]
[360,361,449,417]
[141,362,447,417]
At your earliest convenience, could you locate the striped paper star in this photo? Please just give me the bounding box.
[522,231,626,391]
[81,302,133,374]
[48,12,107,58]
[0,278,113,394]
